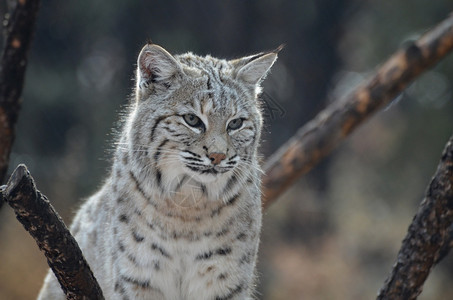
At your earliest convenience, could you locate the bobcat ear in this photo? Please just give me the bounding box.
[233,45,282,85]
[137,44,181,90]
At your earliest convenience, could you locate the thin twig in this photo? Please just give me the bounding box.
[262,12,453,208]
[2,164,104,300]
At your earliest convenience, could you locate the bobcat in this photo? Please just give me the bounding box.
[38,43,279,299]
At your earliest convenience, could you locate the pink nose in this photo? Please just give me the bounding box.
[208,152,226,165]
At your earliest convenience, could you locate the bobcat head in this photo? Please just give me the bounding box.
[125,44,279,202]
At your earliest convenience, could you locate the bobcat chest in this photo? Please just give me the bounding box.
[113,198,250,299]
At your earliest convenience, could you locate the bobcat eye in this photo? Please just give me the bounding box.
[183,114,204,128]
[227,118,243,131]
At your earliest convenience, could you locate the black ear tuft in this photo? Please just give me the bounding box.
[272,44,285,54]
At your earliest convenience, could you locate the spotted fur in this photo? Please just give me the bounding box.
[37,43,278,300]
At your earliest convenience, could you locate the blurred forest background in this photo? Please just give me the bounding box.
[1,1,453,299]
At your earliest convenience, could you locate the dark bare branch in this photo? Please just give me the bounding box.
[377,133,453,300]
[2,164,104,300]
[0,0,41,186]
[262,12,453,208]
[435,224,453,264]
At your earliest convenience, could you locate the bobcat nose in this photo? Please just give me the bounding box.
[208,152,226,165]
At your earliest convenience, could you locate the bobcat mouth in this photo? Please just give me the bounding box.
[185,165,231,175]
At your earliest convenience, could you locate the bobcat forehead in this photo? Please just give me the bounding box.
[38,43,279,300]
